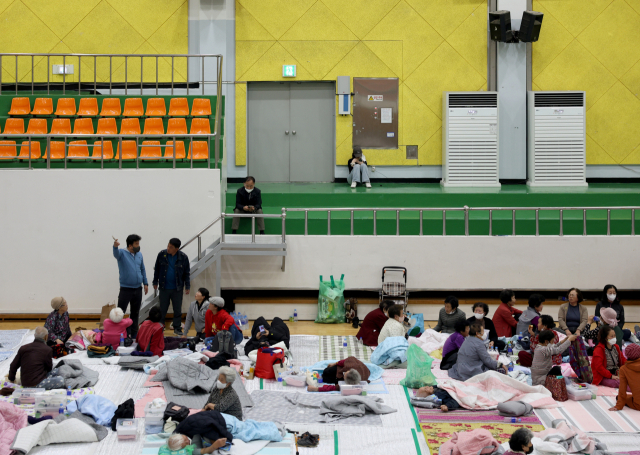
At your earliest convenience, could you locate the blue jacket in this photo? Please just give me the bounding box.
[113,246,148,288]
[152,249,190,290]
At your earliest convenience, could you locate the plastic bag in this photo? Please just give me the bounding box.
[315,275,346,324]
[400,344,437,388]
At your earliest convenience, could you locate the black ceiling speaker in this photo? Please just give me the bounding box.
[489,10,512,42]
[519,11,544,42]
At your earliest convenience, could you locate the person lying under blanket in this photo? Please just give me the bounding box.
[308,356,370,392]
[413,385,460,412]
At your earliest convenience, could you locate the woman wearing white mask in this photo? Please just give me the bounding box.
[203,366,242,420]
[591,325,628,389]
[595,284,631,341]
[466,302,505,351]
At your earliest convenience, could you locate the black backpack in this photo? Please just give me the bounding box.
[210,330,237,359]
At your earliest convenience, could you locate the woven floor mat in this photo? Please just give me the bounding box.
[319,336,373,362]
[90,365,149,406]
[290,335,320,367]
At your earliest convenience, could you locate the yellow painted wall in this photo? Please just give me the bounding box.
[532,0,640,164]
[235,0,488,166]
[0,0,188,84]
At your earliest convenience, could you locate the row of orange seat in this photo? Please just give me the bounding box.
[8,97,212,117]
[0,117,211,135]
[0,139,210,161]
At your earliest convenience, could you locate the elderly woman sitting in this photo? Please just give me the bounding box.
[449,323,507,381]
[159,433,225,455]
[203,366,242,420]
[44,297,71,345]
[102,307,133,349]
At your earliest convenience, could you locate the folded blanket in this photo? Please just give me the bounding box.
[438,371,557,410]
[535,420,600,454]
[283,394,396,423]
[66,394,116,426]
[119,355,160,369]
[55,359,99,389]
[370,337,408,366]
[411,330,450,355]
[11,417,99,454]
[153,357,217,393]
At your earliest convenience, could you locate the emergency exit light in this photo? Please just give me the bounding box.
[282,65,296,77]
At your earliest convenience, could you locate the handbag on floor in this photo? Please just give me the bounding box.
[569,337,593,383]
[545,375,568,402]
[254,347,285,379]
[163,402,189,422]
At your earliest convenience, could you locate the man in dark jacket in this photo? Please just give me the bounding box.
[153,238,191,335]
[244,317,290,355]
[8,326,54,387]
[232,176,265,234]
[175,410,233,443]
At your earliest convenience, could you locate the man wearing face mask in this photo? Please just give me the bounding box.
[203,366,242,420]
[113,234,148,339]
[505,428,534,455]
[231,176,264,235]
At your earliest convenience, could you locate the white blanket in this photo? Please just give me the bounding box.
[11,418,98,454]
[409,329,449,354]
[438,370,559,410]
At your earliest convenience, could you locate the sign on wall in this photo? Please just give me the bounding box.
[282,65,297,77]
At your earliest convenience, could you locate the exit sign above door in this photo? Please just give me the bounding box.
[282,65,296,77]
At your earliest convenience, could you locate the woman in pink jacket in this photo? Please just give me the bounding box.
[102,307,133,348]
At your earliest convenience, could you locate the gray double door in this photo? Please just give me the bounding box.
[247,81,335,183]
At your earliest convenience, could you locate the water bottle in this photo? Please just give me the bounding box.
[507,343,513,356]
[343,336,348,348]
[120,333,124,346]
[508,362,514,372]
[593,316,600,323]
[66,387,72,403]
[293,309,298,322]
[59,405,64,415]
[504,417,522,423]
[277,373,283,386]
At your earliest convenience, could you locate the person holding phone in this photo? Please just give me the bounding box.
[231,176,264,234]
[243,316,290,355]
[347,146,371,188]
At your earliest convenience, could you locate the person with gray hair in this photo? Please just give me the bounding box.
[506,428,534,455]
[203,366,242,420]
[159,433,225,455]
[8,326,63,389]
[343,369,361,385]
[204,297,243,344]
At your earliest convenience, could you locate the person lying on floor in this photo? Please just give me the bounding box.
[378,304,409,344]
[243,316,290,355]
[414,385,460,412]
[531,330,576,386]
[203,366,242,420]
[449,323,507,381]
[159,434,224,455]
[308,356,370,392]
[356,300,393,347]
[518,315,562,368]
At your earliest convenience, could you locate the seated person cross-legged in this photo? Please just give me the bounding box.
[243,316,290,355]
[449,323,507,381]
[531,330,576,386]
[7,327,65,389]
[492,289,523,338]
[356,300,392,347]
[610,344,640,412]
[136,306,165,356]
[203,366,242,420]
[440,320,470,370]
[558,287,589,337]
[518,315,562,368]
[467,301,505,351]
[44,297,72,346]
[592,325,628,389]
[205,297,243,345]
[232,176,264,235]
[309,356,370,392]
[434,296,467,334]
[377,304,409,345]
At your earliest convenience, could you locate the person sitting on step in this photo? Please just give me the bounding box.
[232,176,264,234]
[347,146,371,188]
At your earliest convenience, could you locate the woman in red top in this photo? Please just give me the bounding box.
[492,289,523,338]
[205,297,243,344]
[356,300,392,347]
[592,325,627,388]
[136,306,165,356]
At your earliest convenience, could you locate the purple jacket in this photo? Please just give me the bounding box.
[442,331,465,358]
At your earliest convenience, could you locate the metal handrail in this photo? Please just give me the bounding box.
[285,206,639,237]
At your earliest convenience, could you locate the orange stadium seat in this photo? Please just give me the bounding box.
[164,141,186,159]
[167,118,187,135]
[31,98,53,115]
[50,119,71,135]
[191,98,211,116]
[3,118,25,134]
[123,98,144,116]
[140,141,162,159]
[77,98,98,116]
[143,118,164,135]
[97,118,117,135]
[169,98,189,116]
[100,98,122,116]
[8,97,31,115]
[46,141,66,159]
[91,141,114,160]
[54,98,77,116]
[67,140,89,158]
[146,98,166,116]
[18,141,42,159]
[116,141,137,159]
[190,118,211,134]
[120,118,141,135]
[73,118,94,135]
[27,119,47,135]
[0,141,17,159]
[187,141,209,160]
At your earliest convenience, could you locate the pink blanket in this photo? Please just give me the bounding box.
[0,401,27,455]
[438,371,558,410]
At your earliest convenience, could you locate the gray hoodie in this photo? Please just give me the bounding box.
[184,300,209,335]
[516,307,540,336]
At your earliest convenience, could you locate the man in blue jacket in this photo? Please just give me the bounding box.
[113,234,148,339]
[153,238,191,335]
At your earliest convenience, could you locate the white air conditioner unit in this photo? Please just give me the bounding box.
[527,91,587,187]
[442,92,500,187]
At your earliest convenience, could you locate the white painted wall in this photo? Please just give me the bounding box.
[0,169,221,313]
